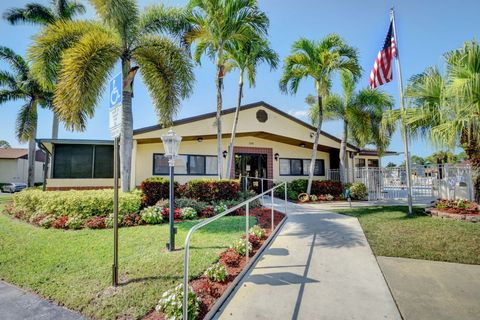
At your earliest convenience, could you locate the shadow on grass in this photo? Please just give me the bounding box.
[336,206,426,219]
[120,274,182,286]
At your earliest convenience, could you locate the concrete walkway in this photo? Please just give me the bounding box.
[214,199,401,320]
[0,280,85,320]
[378,257,480,320]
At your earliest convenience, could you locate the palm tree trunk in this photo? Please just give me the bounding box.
[27,127,36,187]
[306,93,323,195]
[120,58,135,192]
[225,71,244,179]
[339,119,348,184]
[215,58,224,179]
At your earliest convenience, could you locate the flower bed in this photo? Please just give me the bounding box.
[426,199,480,222]
[146,207,285,320]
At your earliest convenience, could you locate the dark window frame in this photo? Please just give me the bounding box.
[279,157,325,176]
[152,153,218,176]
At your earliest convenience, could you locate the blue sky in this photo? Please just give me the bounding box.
[0,0,478,164]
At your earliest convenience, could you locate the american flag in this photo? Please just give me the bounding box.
[369,21,397,89]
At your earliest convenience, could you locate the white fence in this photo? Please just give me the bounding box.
[327,164,474,201]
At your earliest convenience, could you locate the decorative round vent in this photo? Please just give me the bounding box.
[256,109,268,123]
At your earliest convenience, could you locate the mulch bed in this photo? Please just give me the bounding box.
[426,208,480,222]
[144,207,285,320]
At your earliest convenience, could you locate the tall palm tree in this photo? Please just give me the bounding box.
[382,40,480,201]
[224,37,278,177]
[3,0,86,139]
[280,35,361,194]
[28,1,195,192]
[0,47,52,187]
[308,71,394,183]
[186,0,269,178]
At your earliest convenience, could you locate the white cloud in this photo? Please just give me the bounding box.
[288,108,309,119]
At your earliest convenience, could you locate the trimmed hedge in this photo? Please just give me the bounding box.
[274,179,343,197]
[140,177,179,207]
[11,189,142,220]
[181,179,240,203]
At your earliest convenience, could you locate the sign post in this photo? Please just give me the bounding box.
[109,73,122,287]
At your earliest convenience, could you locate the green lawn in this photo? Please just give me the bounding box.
[0,199,254,319]
[336,206,480,265]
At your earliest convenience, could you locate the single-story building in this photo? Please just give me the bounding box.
[38,101,395,190]
[0,148,45,184]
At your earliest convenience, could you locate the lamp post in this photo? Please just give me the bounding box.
[161,129,182,252]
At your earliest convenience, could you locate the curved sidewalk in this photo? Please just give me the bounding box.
[214,199,401,320]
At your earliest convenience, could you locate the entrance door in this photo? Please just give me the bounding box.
[234,153,268,193]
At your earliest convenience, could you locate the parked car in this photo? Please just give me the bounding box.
[2,183,27,193]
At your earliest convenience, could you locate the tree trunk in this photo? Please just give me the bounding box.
[339,119,348,184]
[51,113,59,139]
[215,58,224,179]
[120,58,135,192]
[225,71,244,179]
[306,93,323,195]
[27,127,36,187]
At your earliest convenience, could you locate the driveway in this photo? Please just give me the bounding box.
[214,198,401,319]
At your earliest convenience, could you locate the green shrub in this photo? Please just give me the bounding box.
[249,225,266,239]
[287,190,298,200]
[349,182,368,200]
[230,238,252,256]
[140,177,179,207]
[289,179,308,193]
[180,207,197,220]
[175,198,207,213]
[237,190,261,208]
[156,284,200,320]
[204,263,228,282]
[214,203,228,215]
[183,179,240,203]
[105,212,125,228]
[12,189,141,221]
[140,206,164,224]
[310,194,318,201]
[39,215,55,228]
[66,216,84,230]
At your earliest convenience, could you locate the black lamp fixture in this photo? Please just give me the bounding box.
[222,150,228,158]
[197,137,203,142]
[274,153,279,161]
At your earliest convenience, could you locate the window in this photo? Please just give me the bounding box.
[53,144,113,178]
[279,158,325,176]
[355,158,366,168]
[153,154,218,175]
[368,159,379,167]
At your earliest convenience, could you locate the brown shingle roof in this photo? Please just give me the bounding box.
[0,148,28,159]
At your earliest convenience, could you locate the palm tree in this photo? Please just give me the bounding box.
[308,71,394,183]
[382,40,480,201]
[224,37,278,178]
[0,140,11,148]
[3,0,86,139]
[186,0,269,178]
[28,1,195,191]
[280,35,361,194]
[0,47,52,187]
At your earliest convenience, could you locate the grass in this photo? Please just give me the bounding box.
[0,199,255,319]
[335,206,480,265]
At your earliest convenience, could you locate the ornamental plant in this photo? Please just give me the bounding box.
[310,194,318,201]
[230,238,252,256]
[181,207,197,220]
[161,207,182,220]
[39,215,55,228]
[200,205,215,218]
[66,216,84,229]
[349,182,368,200]
[156,284,200,320]
[214,203,228,215]
[325,194,334,201]
[85,216,106,229]
[204,262,228,282]
[175,198,207,213]
[51,216,69,229]
[123,212,143,226]
[140,206,163,224]
[249,225,266,239]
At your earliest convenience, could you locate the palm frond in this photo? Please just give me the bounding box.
[3,3,55,25]
[16,100,37,142]
[0,89,25,104]
[54,28,121,130]
[0,46,30,81]
[61,0,86,19]
[133,36,194,124]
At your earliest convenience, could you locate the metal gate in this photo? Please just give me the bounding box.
[327,164,474,201]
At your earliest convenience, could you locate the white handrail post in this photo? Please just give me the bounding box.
[182,234,190,320]
[261,178,264,205]
[271,188,274,231]
[246,202,250,263]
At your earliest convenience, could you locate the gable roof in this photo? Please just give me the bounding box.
[0,148,46,162]
[133,101,361,151]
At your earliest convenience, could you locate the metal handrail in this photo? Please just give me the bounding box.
[182,181,287,320]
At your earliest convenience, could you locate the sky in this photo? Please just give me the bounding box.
[0,0,479,164]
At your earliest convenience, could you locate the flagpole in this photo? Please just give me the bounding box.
[391,7,414,215]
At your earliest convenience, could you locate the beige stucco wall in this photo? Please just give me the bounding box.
[134,135,331,186]
[0,159,44,183]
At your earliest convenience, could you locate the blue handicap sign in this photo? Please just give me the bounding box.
[109,73,122,108]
